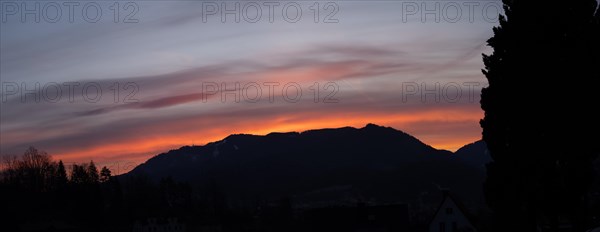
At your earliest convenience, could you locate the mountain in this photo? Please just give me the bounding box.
[454,140,491,171]
[125,124,488,207]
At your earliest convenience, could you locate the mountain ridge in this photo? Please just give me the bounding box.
[124,123,489,207]
[132,123,439,171]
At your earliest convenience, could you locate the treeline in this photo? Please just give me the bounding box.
[0,147,124,231]
[2,147,112,191]
[0,147,287,232]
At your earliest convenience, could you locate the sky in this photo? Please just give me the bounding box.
[0,0,500,173]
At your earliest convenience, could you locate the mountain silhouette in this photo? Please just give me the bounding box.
[454,140,491,171]
[125,124,488,207]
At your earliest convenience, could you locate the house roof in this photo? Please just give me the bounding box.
[428,190,478,228]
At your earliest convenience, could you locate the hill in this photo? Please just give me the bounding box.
[125,124,488,207]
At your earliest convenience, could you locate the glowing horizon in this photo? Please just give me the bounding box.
[1,1,496,172]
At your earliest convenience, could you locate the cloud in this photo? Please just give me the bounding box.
[1,85,483,163]
[1,32,489,165]
[76,92,213,116]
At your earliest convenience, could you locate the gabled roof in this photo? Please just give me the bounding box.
[428,190,478,228]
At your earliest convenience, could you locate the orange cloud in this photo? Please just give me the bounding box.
[51,107,482,170]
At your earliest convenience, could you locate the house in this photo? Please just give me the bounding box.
[429,190,477,232]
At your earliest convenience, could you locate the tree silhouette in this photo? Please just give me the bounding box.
[481,1,599,231]
[88,161,99,184]
[100,166,112,183]
[3,147,55,192]
[70,164,89,185]
[55,160,68,190]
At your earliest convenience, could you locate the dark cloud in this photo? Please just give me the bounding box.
[76,92,213,116]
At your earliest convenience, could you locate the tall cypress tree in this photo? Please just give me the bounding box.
[56,160,68,189]
[481,1,600,231]
[88,161,99,184]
